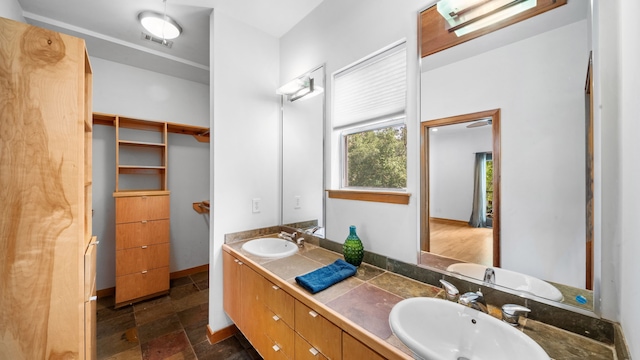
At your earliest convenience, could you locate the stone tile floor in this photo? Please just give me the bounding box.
[97,271,262,360]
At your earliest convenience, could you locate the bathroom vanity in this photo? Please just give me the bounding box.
[223,228,621,360]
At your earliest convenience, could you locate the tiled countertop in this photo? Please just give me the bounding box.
[225,238,615,360]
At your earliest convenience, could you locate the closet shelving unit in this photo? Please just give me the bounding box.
[93,112,209,307]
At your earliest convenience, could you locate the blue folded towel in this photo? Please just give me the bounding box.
[295,259,357,294]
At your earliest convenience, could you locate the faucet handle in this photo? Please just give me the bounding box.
[439,279,459,302]
[501,304,531,326]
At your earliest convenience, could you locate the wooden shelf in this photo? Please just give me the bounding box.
[118,140,166,148]
[193,200,210,214]
[118,165,166,175]
[93,112,210,143]
[113,190,171,198]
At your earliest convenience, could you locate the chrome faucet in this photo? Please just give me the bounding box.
[439,279,460,302]
[279,231,305,248]
[501,304,531,326]
[458,289,489,314]
[483,268,496,285]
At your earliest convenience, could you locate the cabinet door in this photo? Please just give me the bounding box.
[295,333,328,360]
[223,252,242,326]
[241,264,264,347]
[295,300,342,360]
[115,195,170,223]
[342,333,385,360]
[115,267,169,304]
[115,220,169,249]
[263,279,294,326]
[116,243,170,276]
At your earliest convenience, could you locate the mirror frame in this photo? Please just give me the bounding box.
[279,64,327,233]
[416,2,598,316]
[420,109,501,267]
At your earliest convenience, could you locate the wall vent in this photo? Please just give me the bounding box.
[140,33,174,48]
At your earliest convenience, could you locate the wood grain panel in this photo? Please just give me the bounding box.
[263,280,295,326]
[295,333,328,360]
[294,300,342,360]
[327,189,411,204]
[342,332,385,360]
[115,219,169,249]
[0,17,90,359]
[116,243,170,276]
[115,194,170,223]
[115,266,169,305]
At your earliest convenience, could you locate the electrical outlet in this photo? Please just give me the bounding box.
[252,198,261,213]
[294,196,301,209]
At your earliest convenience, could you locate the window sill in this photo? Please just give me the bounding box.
[326,189,411,205]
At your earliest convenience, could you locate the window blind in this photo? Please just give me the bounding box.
[333,42,407,128]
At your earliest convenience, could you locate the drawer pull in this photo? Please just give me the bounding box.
[272,315,280,322]
[309,310,318,318]
[272,345,280,352]
[141,220,147,224]
[89,296,97,302]
[90,240,100,246]
[234,259,239,263]
[238,261,243,265]
[141,270,148,274]
[272,285,279,290]
[141,245,148,249]
[309,347,319,356]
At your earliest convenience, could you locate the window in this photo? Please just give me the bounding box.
[343,120,407,189]
[333,41,407,191]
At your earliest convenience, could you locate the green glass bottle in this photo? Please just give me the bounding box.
[343,225,364,267]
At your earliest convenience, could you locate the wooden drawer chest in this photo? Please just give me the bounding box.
[115,193,170,306]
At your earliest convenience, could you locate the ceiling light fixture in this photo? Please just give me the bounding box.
[139,0,182,40]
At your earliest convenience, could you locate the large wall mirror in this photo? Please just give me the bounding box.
[419,0,595,312]
[280,65,326,237]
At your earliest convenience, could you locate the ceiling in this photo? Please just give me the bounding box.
[17,0,325,84]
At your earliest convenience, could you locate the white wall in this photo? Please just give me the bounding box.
[280,0,424,264]
[209,10,280,331]
[429,126,493,222]
[0,0,25,22]
[619,1,639,357]
[422,20,588,288]
[91,57,210,290]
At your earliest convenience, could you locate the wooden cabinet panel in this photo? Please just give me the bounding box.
[241,263,264,343]
[263,280,294,326]
[115,267,169,304]
[223,252,242,325]
[264,307,295,359]
[295,300,342,360]
[84,237,98,300]
[295,333,328,360]
[115,219,169,249]
[85,288,97,360]
[342,333,385,360]
[116,243,170,275]
[115,195,170,223]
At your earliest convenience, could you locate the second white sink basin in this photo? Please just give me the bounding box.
[389,297,549,360]
[241,238,298,259]
[446,263,563,302]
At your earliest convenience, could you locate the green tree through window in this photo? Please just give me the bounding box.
[486,156,493,216]
[345,124,407,188]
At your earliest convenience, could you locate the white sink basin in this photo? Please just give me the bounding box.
[446,263,563,302]
[241,238,298,259]
[389,297,549,360]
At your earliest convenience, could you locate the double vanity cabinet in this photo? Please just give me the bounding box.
[223,247,405,360]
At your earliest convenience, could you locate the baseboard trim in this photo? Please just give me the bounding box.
[430,217,470,227]
[97,263,210,298]
[207,324,238,344]
[170,264,209,279]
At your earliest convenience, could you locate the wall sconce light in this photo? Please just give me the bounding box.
[277,76,321,102]
[437,0,537,37]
